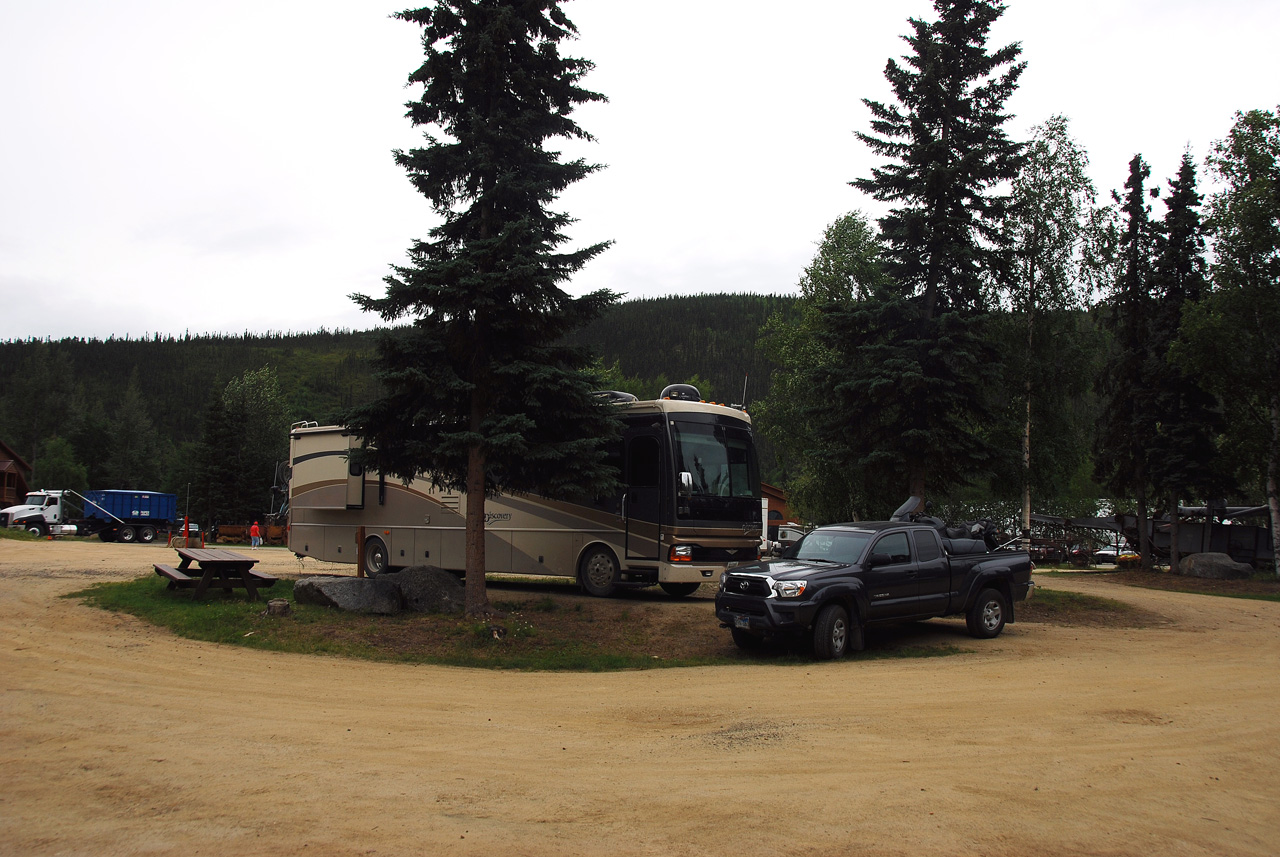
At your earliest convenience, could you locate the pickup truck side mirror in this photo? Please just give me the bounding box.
[866,552,892,568]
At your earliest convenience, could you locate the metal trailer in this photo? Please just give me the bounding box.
[79,490,179,543]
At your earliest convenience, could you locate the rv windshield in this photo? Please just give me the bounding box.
[670,417,760,522]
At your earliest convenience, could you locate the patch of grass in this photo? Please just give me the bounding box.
[1018,587,1157,627]
[1043,567,1280,603]
[0,528,41,542]
[70,576,731,670]
[1109,571,1280,603]
[70,573,1152,670]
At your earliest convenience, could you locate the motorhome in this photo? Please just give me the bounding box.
[287,387,763,597]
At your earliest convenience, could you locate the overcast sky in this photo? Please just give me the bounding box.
[1,0,1276,341]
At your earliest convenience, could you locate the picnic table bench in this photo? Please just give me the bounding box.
[154,547,277,601]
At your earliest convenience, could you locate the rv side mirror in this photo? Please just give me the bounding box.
[678,471,694,498]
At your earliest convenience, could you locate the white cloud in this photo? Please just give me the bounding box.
[1,0,1276,340]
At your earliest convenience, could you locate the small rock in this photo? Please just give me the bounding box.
[294,576,402,614]
[390,565,466,614]
[1177,552,1253,580]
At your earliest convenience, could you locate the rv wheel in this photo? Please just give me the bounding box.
[362,536,389,576]
[578,546,619,597]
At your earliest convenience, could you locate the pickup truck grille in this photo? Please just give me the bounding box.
[722,573,771,597]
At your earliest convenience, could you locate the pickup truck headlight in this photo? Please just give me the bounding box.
[773,579,807,598]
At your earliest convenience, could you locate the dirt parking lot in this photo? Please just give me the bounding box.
[2,539,1278,856]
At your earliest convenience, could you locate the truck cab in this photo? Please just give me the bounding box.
[0,490,64,532]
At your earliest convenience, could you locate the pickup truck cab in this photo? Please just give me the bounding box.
[715,520,1034,659]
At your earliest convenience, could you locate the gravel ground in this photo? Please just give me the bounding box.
[2,539,1278,857]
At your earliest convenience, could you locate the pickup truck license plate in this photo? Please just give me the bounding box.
[734,615,750,629]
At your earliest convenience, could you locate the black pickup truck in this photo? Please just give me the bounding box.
[715,516,1034,659]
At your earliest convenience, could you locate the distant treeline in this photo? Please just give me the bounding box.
[0,294,799,494]
[574,293,801,406]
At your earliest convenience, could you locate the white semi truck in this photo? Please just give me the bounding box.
[0,489,179,542]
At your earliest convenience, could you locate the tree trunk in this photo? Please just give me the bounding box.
[1135,470,1152,573]
[1169,492,1180,575]
[464,392,490,616]
[1021,310,1034,549]
[1269,394,1280,580]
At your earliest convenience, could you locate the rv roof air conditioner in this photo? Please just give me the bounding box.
[660,384,701,402]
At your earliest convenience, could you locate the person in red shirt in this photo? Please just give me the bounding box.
[250,521,261,549]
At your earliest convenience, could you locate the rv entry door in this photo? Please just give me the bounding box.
[623,431,661,561]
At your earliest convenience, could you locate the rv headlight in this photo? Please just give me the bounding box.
[773,579,808,599]
[669,544,694,562]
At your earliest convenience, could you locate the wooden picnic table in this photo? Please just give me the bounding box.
[154,547,277,601]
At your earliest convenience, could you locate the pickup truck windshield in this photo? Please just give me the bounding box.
[794,531,871,564]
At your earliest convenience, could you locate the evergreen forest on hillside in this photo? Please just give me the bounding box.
[0,294,798,522]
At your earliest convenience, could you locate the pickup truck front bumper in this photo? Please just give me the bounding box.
[715,591,820,637]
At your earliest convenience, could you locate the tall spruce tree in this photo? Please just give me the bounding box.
[1148,153,1225,573]
[836,0,1025,509]
[345,1,618,615]
[1095,155,1160,569]
[1175,108,1280,577]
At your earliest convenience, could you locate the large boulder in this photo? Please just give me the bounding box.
[388,565,465,614]
[1177,552,1253,580]
[293,576,403,614]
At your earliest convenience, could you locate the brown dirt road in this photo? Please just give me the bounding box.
[2,540,1278,857]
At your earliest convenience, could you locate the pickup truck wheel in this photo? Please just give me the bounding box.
[659,582,700,598]
[730,628,762,650]
[812,604,852,660]
[967,588,1009,639]
[117,526,137,543]
[138,526,157,543]
[579,546,620,597]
